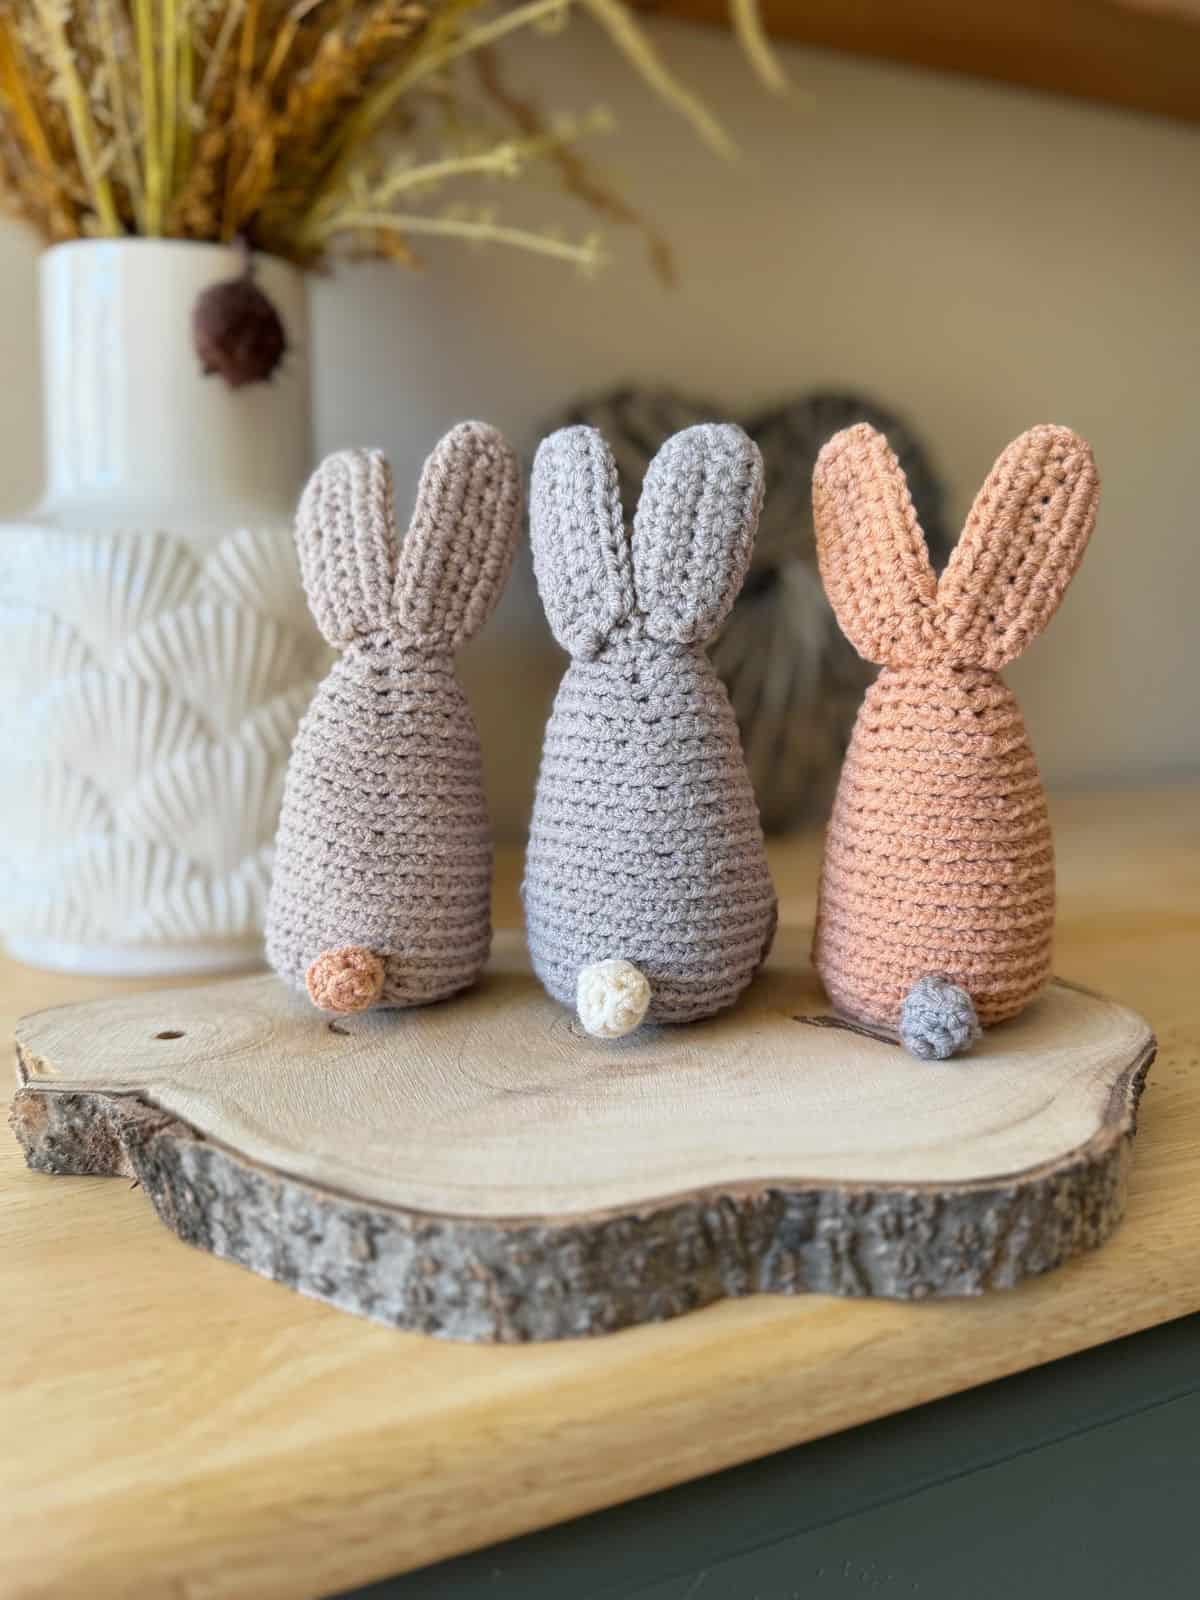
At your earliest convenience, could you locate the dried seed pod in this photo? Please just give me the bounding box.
[192,273,287,388]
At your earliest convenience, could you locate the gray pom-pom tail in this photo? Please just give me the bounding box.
[899,975,981,1060]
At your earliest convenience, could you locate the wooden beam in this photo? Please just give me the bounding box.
[661,0,1200,123]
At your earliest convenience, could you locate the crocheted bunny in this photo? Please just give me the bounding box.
[524,423,777,1038]
[266,422,521,1013]
[811,422,1100,1058]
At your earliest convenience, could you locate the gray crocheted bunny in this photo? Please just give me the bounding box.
[266,422,521,1013]
[524,423,777,1038]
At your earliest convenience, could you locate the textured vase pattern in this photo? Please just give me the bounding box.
[0,522,326,957]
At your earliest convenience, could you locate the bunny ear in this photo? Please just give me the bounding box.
[936,425,1099,670]
[395,421,522,648]
[294,448,399,647]
[530,426,634,659]
[631,423,762,645]
[812,423,939,667]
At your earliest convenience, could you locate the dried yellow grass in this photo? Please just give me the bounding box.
[0,19,76,238]
[0,0,783,271]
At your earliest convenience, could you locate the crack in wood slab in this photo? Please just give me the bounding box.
[796,1014,901,1046]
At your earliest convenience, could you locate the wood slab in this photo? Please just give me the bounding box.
[11,929,1154,1340]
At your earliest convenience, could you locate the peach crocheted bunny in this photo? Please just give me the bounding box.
[811,422,1100,1058]
[265,422,521,1013]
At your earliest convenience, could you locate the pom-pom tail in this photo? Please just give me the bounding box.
[306,947,386,1014]
[577,959,652,1039]
[899,975,981,1060]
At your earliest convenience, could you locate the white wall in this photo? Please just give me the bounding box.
[3,23,1198,835]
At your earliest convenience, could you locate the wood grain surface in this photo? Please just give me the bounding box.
[2,788,1197,1599]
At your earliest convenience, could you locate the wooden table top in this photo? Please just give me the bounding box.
[3,787,1198,1600]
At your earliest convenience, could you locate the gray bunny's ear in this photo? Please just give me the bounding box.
[530,426,634,659]
[395,421,522,648]
[294,448,399,647]
[632,424,762,645]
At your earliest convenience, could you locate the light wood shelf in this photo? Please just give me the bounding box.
[2,786,1198,1600]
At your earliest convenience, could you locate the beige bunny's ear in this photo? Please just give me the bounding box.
[395,421,522,649]
[812,423,940,668]
[936,425,1099,670]
[294,448,399,647]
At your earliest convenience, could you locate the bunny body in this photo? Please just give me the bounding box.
[524,423,777,1035]
[811,422,1099,1045]
[268,646,494,1008]
[266,425,521,1012]
[816,664,1052,1028]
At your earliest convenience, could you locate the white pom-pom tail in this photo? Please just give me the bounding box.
[576,959,651,1039]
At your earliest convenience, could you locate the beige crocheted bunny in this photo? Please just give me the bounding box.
[523,422,777,1039]
[266,422,521,1013]
[811,422,1100,1058]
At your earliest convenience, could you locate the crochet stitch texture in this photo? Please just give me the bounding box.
[523,422,777,1028]
[811,421,1100,1030]
[265,423,521,1011]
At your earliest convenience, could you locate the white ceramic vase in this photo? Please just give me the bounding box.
[0,239,325,975]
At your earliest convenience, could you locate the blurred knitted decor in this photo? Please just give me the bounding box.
[549,389,952,830]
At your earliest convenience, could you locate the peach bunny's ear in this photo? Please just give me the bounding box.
[812,423,939,668]
[530,426,635,659]
[294,448,399,647]
[395,421,522,649]
[632,423,762,646]
[936,425,1099,671]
